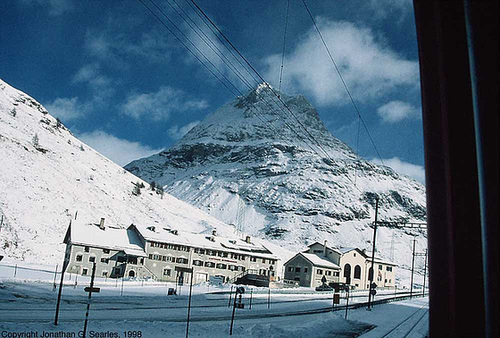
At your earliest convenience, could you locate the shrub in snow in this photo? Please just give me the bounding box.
[10,108,16,117]
[32,134,39,148]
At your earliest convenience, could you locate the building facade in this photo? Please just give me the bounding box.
[64,220,279,285]
[283,252,340,287]
[339,248,397,289]
[284,243,397,290]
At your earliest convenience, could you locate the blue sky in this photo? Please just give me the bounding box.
[0,0,425,183]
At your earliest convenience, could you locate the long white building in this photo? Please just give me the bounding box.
[63,219,279,284]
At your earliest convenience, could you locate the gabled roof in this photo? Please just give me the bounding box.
[338,247,368,257]
[306,241,342,255]
[67,221,145,255]
[365,252,398,266]
[285,252,340,270]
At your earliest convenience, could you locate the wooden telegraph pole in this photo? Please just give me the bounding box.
[367,198,379,311]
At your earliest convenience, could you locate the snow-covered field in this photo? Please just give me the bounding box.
[0,259,428,337]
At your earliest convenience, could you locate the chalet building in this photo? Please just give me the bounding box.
[284,242,397,289]
[63,220,279,285]
[283,241,341,287]
[63,218,147,278]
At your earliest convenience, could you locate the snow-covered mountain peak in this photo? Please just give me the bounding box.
[126,84,427,269]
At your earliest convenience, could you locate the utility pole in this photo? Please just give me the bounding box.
[423,249,428,296]
[82,262,98,338]
[367,197,379,311]
[54,256,69,325]
[410,238,416,298]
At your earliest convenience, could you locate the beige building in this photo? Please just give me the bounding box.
[284,242,397,290]
[339,248,397,289]
[64,220,279,285]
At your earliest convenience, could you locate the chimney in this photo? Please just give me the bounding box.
[212,229,217,236]
[245,235,251,244]
[323,240,327,257]
[99,218,105,230]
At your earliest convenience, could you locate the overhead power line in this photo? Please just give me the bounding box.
[301,0,385,166]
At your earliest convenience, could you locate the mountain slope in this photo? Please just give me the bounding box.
[0,78,267,263]
[126,84,427,269]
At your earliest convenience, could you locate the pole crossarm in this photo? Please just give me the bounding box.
[373,221,427,229]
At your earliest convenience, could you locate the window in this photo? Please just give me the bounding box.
[127,257,138,265]
[354,253,356,257]
[216,263,227,270]
[163,268,171,276]
[117,256,125,263]
[334,272,339,277]
[223,252,228,258]
[205,262,216,268]
[102,271,108,277]
[199,249,205,255]
[304,267,308,273]
[288,266,294,272]
[76,255,83,262]
[379,264,383,270]
[317,269,323,275]
[82,268,88,275]
[326,270,332,276]
[354,265,362,279]
[103,249,110,254]
[250,257,257,262]
[89,256,95,263]
[385,279,387,283]
[386,266,393,272]
[101,258,109,264]
[176,258,188,264]
[262,258,266,263]
[84,246,90,253]
[270,260,275,265]
[193,260,203,266]
[295,267,301,273]
[344,264,351,279]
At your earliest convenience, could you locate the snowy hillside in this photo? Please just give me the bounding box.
[126,84,428,270]
[0,79,287,264]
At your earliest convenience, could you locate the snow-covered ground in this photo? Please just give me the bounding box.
[0,259,428,337]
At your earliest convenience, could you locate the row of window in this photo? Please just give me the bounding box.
[149,243,275,264]
[150,242,190,252]
[149,254,188,264]
[83,246,110,254]
[76,254,140,265]
[317,269,339,276]
[192,260,245,271]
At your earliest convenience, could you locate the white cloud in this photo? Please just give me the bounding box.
[377,100,420,123]
[168,121,201,140]
[263,19,419,106]
[367,0,413,22]
[45,97,90,121]
[122,87,208,121]
[72,63,113,100]
[85,28,172,64]
[371,157,425,184]
[78,130,162,166]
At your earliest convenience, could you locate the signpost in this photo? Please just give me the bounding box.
[230,287,245,335]
[175,266,194,338]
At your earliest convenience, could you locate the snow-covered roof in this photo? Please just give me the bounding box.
[307,242,342,255]
[66,222,145,255]
[338,247,368,257]
[365,252,397,266]
[131,224,278,260]
[300,253,340,270]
